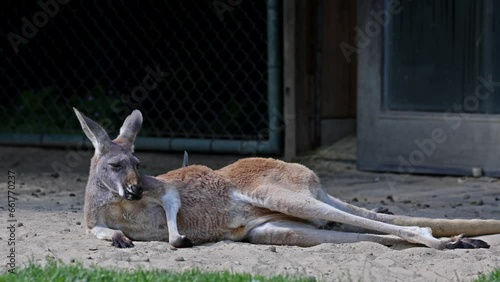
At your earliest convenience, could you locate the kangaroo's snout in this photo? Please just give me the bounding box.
[124,184,143,200]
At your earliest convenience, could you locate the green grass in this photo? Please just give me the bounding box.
[0,261,312,282]
[3,262,497,282]
[474,269,500,282]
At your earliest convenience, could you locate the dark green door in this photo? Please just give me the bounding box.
[358,0,500,176]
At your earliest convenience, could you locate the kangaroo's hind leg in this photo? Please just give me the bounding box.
[247,221,406,247]
[320,193,395,222]
[236,187,488,249]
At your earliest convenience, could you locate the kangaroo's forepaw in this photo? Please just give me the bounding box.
[445,236,490,249]
[170,235,193,248]
[111,234,135,248]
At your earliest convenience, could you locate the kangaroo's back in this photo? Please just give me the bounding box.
[217,158,322,197]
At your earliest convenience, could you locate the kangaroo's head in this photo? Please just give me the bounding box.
[74,108,144,201]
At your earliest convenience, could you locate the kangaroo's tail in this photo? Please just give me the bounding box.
[390,216,500,237]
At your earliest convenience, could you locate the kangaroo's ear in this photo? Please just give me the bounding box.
[73,108,113,155]
[182,151,189,167]
[114,110,143,152]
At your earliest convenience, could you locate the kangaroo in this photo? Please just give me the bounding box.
[76,109,500,250]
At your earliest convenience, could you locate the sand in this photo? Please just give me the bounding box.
[1,142,499,281]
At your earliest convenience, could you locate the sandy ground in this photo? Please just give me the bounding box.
[1,139,500,281]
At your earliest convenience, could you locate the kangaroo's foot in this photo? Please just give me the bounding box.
[170,235,193,248]
[444,236,490,249]
[111,233,135,248]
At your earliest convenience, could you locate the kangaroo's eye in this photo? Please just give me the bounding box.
[135,163,140,170]
[109,163,122,170]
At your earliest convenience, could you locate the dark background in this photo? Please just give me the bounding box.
[0,0,270,139]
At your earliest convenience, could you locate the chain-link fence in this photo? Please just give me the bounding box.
[0,0,281,153]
